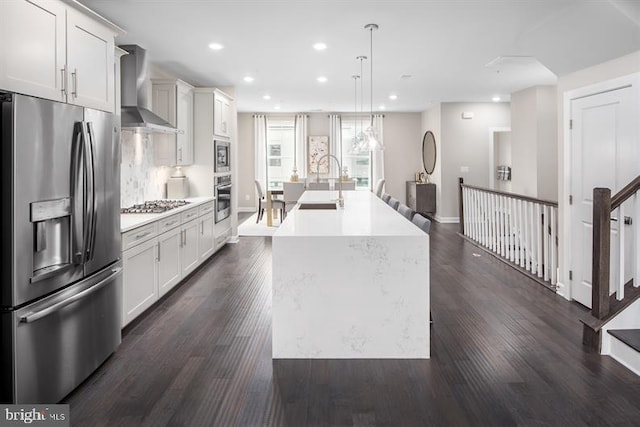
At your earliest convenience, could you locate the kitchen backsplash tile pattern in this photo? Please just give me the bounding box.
[121,132,172,207]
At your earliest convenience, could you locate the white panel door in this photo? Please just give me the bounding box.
[570,84,639,308]
[122,238,158,326]
[0,0,66,102]
[66,7,114,111]
[158,227,182,297]
[198,213,215,262]
[181,220,200,277]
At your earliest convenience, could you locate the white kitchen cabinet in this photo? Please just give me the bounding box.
[121,199,217,327]
[152,79,194,166]
[0,0,121,112]
[0,0,66,102]
[122,237,158,326]
[157,226,182,297]
[213,89,232,138]
[198,213,215,262]
[181,219,200,277]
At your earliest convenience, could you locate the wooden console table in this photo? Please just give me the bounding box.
[406,181,436,216]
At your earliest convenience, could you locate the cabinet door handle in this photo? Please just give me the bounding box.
[201,222,204,235]
[157,242,161,261]
[71,68,78,98]
[178,147,182,162]
[60,67,67,96]
[135,231,152,240]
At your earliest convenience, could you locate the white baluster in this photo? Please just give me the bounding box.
[618,205,625,300]
[543,205,550,282]
[514,199,520,265]
[550,206,557,285]
[491,193,497,252]
[473,190,479,242]
[536,203,543,278]
[631,191,640,288]
[510,198,516,262]
[523,201,530,270]
[499,196,505,257]
[519,200,526,268]
[530,202,537,275]
[482,191,488,247]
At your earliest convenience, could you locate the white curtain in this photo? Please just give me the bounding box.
[254,114,268,192]
[328,114,342,178]
[371,114,385,191]
[294,114,308,179]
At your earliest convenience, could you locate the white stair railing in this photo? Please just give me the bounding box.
[458,178,558,288]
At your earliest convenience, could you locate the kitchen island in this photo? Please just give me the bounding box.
[272,190,430,359]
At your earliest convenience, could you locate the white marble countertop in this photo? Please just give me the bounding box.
[121,197,215,233]
[275,191,425,237]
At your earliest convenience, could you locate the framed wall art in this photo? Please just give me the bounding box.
[308,135,329,174]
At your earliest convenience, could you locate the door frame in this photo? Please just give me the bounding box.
[488,127,511,190]
[561,72,640,302]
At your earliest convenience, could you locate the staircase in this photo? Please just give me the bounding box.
[582,176,640,375]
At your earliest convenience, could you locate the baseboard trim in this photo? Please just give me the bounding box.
[237,207,257,213]
[435,216,459,224]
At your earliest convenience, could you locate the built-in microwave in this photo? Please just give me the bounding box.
[215,140,230,172]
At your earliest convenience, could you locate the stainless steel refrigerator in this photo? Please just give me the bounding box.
[0,92,122,404]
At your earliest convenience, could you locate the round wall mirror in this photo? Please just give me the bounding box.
[422,131,436,176]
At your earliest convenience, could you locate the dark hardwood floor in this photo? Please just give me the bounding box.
[65,222,640,426]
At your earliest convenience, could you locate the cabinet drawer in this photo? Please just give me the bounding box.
[198,201,215,217]
[122,223,157,251]
[158,213,181,234]
[181,207,199,223]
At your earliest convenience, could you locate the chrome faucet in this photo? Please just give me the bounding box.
[315,154,344,207]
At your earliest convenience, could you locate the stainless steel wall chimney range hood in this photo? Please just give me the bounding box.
[119,44,181,134]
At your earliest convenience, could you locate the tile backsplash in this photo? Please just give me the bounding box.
[120,132,172,207]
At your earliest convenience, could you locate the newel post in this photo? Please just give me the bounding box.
[458,177,465,235]
[592,187,611,319]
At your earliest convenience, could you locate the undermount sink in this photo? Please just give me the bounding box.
[298,203,337,210]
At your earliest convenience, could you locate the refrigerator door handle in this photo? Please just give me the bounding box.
[71,122,85,264]
[79,122,92,264]
[19,267,122,324]
[86,122,98,261]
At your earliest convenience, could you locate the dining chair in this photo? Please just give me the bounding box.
[340,181,356,191]
[255,180,285,223]
[411,213,431,234]
[381,192,391,204]
[397,203,415,221]
[308,182,330,190]
[374,179,385,198]
[283,182,305,211]
[386,196,400,210]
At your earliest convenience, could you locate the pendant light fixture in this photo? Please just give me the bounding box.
[352,55,367,152]
[364,23,383,151]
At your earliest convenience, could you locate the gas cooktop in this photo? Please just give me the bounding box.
[121,200,190,214]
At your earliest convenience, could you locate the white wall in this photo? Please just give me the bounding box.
[556,50,640,299]
[421,105,442,215]
[236,112,423,211]
[510,85,558,200]
[439,102,511,221]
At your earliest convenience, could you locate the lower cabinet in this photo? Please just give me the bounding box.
[181,219,200,277]
[199,213,215,261]
[158,226,182,297]
[122,238,158,326]
[121,200,219,327]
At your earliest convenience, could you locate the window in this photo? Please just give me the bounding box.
[266,119,295,189]
[341,118,370,190]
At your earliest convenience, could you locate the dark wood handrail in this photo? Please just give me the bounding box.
[611,175,640,209]
[461,183,558,207]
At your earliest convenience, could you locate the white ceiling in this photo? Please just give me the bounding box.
[79,0,640,113]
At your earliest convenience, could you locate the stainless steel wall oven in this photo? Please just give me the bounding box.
[215,175,231,223]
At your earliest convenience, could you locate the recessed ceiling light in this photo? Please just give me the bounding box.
[243,76,254,83]
[263,94,271,100]
[492,96,501,102]
[317,76,328,83]
[389,94,398,100]
[274,105,281,110]
[208,43,224,51]
[313,42,327,51]
[379,105,386,110]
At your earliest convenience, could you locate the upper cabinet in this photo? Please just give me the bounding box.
[213,89,232,138]
[0,0,123,112]
[152,79,194,166]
